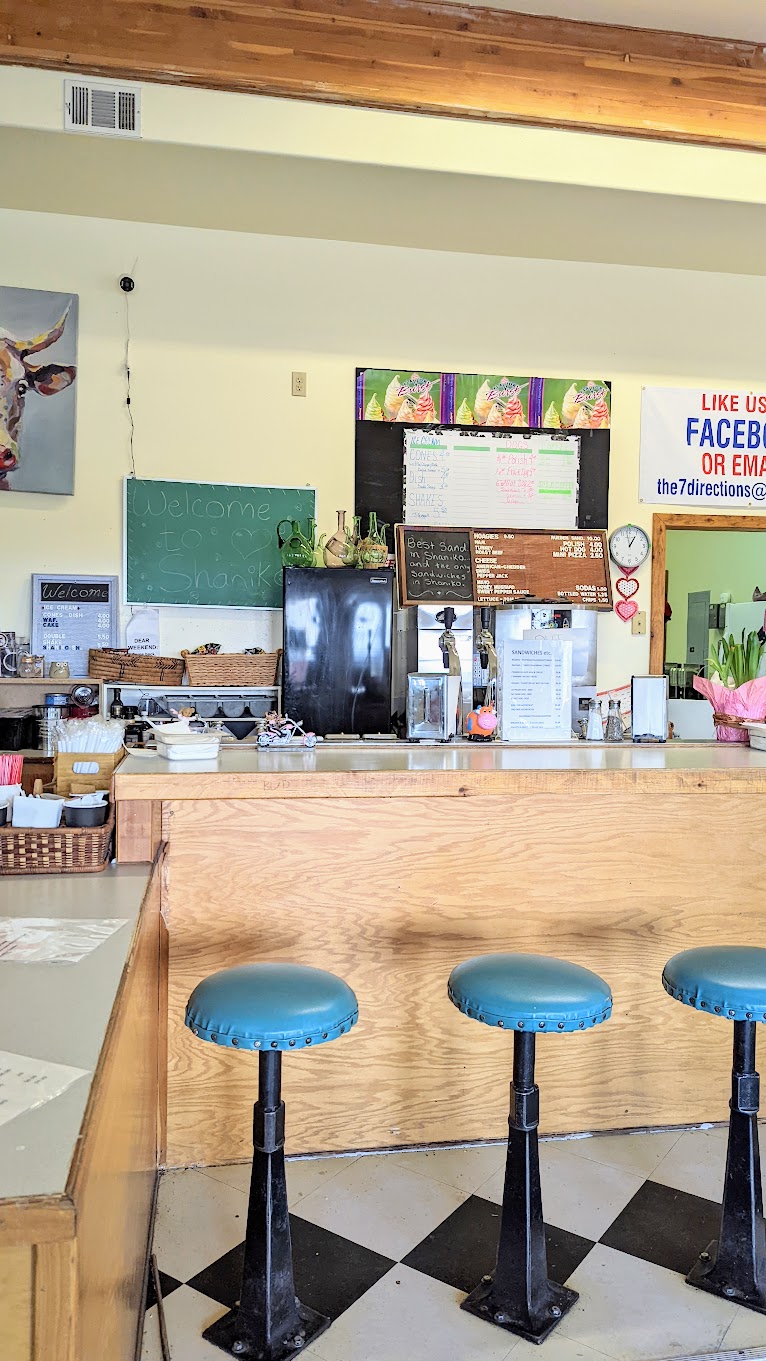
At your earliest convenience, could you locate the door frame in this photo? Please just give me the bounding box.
[649,514,766,674]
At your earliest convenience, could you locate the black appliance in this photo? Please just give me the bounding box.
[282,567,393,736]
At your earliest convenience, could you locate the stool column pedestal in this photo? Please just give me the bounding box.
[688,1020,766,1313]
[204,1050,330,1360]
[461,1031,578,1344]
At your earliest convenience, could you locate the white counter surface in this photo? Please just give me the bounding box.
[118,740,766,779]
[0,864,149,1201]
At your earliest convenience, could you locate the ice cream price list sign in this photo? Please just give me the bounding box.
[31,574,119,678]
[403,429,580,530]
[396,527,611,609]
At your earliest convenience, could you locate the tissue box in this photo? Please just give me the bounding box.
[54,749,124,796]
[12,794,64,828]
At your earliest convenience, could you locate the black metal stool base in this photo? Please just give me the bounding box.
[462,1275,578,1345]
[465,1030,575,1345]
[203,1301,330,1359]
[205,1050,334,1360]
[687,1241,766,1314]
[686,1021,766,1315]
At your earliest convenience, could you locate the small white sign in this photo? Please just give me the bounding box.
[0,1049,88,1128]
[640,386,766,507]
[126,607,160,655]
[500,637,573,742]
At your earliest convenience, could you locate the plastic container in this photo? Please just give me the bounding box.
[221,698,246,718]
[63,803,109,828]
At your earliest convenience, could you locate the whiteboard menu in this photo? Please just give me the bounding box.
[403,428,580,529]
[31,575,119,679]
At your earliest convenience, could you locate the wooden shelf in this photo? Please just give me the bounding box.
[0,677,102,685]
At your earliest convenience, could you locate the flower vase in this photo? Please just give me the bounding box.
[693,675,766,743]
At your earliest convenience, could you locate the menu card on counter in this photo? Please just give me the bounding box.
[473,529,610,608]
[500,637,573,742]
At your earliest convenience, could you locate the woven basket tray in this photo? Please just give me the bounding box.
[0,807,115,876]
[88,649,185,684]
[184,651,281,687]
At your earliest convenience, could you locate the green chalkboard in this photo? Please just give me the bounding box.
[125,479,316,608]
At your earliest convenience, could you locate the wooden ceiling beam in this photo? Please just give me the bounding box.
[2,0,766,151]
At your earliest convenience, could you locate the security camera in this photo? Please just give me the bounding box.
[119,276,135,293]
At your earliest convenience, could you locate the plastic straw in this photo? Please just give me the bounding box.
[0,754,23,785]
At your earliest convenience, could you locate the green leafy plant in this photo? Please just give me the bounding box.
[708,629,764,688]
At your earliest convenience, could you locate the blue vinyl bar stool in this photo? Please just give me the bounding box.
[448,952,612,1345]
[185,963,359,1359]
[663,946,766,1314]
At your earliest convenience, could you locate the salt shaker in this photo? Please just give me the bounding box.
[586,700,604,741]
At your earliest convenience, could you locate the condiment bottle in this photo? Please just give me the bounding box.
[110,687,124,720]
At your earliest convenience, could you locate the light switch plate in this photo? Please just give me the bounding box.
[631,610,647,636]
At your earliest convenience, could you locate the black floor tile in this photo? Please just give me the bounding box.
[187,1213,394,1319]
[601,1180,722,1277]
[145,1267,182,1311]
[402,1194,596,1295]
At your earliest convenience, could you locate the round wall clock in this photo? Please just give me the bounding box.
[608,524,650,573]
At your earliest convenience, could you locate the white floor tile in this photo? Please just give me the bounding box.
[649,1127,730,1201]
[294,1154,467,1260]
[506,1335,614,1361]
[719,1301,766,1350]
[153,1168,248,1281]
[200,1155,358,1207]
[387,1144,506,1195]
[558,1245,738,1361]
[141,1287,228,1361]
[477,1143,644,1241]
[307,1264,517,1361]
[559,1130,683,1180]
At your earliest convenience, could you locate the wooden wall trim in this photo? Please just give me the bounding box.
[0,1198,75,1250]
[649,513,766,673]
[3,1,766,151]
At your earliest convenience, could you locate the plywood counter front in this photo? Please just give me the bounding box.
[114,743,766,1170]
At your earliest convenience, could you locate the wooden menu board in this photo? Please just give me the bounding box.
[473,528,611,609]
[396,526,612,609]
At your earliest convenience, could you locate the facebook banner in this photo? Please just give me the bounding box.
[639,385,766,507]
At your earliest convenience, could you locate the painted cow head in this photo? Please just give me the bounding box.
[0,307,76,491]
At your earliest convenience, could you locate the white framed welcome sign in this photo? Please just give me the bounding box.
[639,386,766,507]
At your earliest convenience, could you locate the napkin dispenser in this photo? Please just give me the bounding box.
[407,673,462,741]
[631,675,668,743]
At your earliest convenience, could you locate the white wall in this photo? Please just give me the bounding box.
[2,205,766,687]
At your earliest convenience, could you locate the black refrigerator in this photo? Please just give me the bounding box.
[282,567,394,736]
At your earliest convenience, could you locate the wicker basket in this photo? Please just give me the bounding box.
[88,649,185,684]
[0,806,114,876]
[184,651,281,686]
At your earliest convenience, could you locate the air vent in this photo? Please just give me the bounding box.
[64,79,141,138]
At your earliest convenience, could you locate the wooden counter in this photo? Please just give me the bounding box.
[114,743,766,1171]
[0,861,164,1361]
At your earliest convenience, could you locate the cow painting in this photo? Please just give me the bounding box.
[0,288,78,495]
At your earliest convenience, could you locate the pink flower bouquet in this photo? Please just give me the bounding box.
[693,675,766,743]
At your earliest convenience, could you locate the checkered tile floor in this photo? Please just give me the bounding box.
[142,1126,766,1361]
